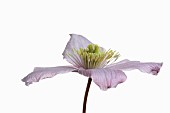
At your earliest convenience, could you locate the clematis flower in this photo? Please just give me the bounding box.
[22,34,163,113]
[22,34,162,90]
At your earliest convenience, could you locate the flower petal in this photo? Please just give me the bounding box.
[62,34,92,67]
[107,59,163,75]
[78,68,127,90]
[62,34,106,68]
[22,66,77,86]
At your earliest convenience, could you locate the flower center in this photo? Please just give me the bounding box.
[76,44,120,69]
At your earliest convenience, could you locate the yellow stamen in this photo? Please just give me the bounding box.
[76,44,120,69]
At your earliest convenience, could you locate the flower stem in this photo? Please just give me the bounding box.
[82,78,92,113]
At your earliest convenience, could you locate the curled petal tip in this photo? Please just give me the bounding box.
[151,62,163,75]
[21,78,31,86]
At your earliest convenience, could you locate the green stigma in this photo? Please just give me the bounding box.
[76,44,120,69]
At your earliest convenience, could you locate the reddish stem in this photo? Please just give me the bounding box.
[82,78,92,113]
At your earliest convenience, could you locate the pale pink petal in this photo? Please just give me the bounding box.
[22,66,77,86]
[107,59,163,75]
[62,34,92,67]
[62,34,105,68]
[78,68,127,90]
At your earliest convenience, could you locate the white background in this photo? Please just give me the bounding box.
[0,0,170,113]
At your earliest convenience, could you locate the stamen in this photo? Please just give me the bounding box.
[76,44,120,69]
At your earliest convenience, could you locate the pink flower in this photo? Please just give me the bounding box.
[22,34,163,90]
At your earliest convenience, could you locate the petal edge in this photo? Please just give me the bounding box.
[22,66,77,86]
[78,68,127,90]
[62,34,92,67]
[108,59,163,75]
